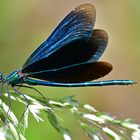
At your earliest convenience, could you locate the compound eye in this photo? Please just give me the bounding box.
[0,73,3,82]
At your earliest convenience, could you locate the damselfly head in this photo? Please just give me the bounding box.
[0,73,4,83]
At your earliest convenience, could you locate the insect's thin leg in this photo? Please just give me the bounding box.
[12,86,30,123]
[0,84,2,96]
[1,83,4,96]
[5,84,12,123]
[14,84,21,90]
[0,83,4,96]
[14,85,46,99]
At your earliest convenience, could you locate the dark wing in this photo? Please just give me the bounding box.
[88,29,108,62]
[22,29,108,74]
[27,29,109,82]
[22,4,96,73]
[28,61,113,83]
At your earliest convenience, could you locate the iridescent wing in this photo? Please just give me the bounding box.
[22,28,108,74]
[27,29,110,82]
[28,61,112,83]
[22,4,96,73]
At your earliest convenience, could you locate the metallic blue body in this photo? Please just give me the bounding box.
[5,70,135,87]
[24,78,135,87]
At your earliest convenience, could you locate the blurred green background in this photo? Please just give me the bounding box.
[0,0,140,139]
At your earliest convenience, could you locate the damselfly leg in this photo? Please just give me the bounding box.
[14,85,46,99]
[12,86,30,123]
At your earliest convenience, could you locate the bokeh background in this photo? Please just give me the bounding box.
[0,0,140,139]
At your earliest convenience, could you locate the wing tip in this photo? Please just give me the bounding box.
[98,61,113,73]
[75,3,95,11]
[74,3,96,24]
[74,3,96,15]
[93,29,108,43]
